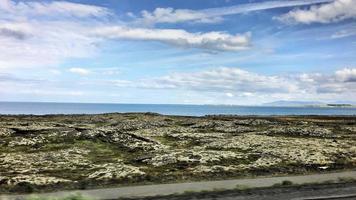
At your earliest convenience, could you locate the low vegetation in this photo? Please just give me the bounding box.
[0,113,355,193]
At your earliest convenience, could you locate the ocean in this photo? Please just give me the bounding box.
[0,102,355,116]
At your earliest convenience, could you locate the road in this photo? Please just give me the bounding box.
[1,171,355,200]
[131,183,356,200]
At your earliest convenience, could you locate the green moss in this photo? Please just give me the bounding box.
[35,143,74,152]
[74,140,123,163]
[281,180,293,186]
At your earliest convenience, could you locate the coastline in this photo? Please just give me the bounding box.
[1,102,356,116]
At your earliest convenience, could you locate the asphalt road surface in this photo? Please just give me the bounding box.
[1,171,355,200]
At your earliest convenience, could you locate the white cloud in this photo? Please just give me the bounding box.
[335,68,356,82]
[0,20,100,70]
[136,0,333,25]
[0,0,107,70]
[278,0,356,24]
[110,67,356,102]
[225,92,234,97]
[331,27,356,38]
[293,69,356,94]
[2,67,356,104]
[0,0,110,18]
[93,26,251,51]
[0,0,254,70]
[69,67,91,76]
[0,0,12,11]
[136,67,298,93]
[139,7,222,25]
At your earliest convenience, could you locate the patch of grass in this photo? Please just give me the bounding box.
[182,190,196,194]
[10,182,35,193]
[158,134,181,147]
[0,144,34,153]
[338,177,356,183]
[281,180,293,186]
[74,140,123,163]
[212,188,225,192]
[184,139,205,147]
[273,180,294,187]
[36,143,74,152]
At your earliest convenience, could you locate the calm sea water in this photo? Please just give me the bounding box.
[0,102,355,116]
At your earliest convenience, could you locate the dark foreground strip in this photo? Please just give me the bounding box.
[299,194,356,200]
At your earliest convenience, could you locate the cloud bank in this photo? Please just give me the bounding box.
[137,0,334,25]
[0,0,110,18]
[2,67,356,104]
[137,67,297,93]
[0,0,254,70]
[111,67,356,100]
[335,68,356,82]
[278,0,356,24]
[0,0,106,70]
[94,26,251,51]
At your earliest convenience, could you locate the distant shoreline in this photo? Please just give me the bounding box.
[0,101,355,108]
[0,102,356,116]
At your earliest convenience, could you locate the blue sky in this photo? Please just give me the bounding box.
[0,0,356,105]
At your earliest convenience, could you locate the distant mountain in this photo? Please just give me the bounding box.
[263,100,356,107]
[332,100,356,105]
[263,101,324,107]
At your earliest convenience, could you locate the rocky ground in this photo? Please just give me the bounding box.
[0,113,355,193]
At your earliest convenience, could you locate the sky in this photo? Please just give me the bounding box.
[0,0,356,105]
